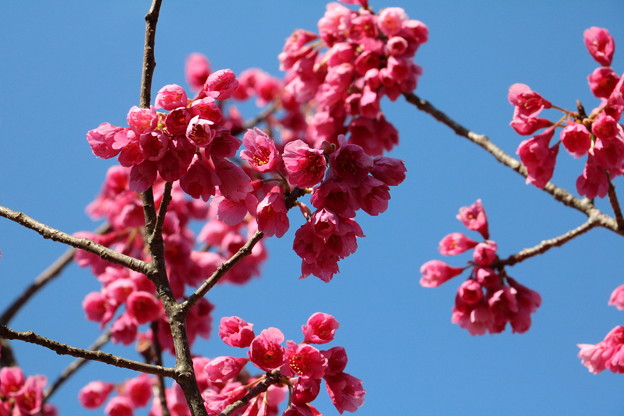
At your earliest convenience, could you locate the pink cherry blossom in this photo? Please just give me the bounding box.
[126,291,162,325]
[378,7,407,37]
[104,395,133,416]
[240,128,281,172]
[185,53,211,91]
[256,186,289,238]
[456,199,489,239]
[517,127,559,188]
[560,122,591,158]
[576,159,609,198]
[457,279,483,304]
[185,115,215,148]
[0,367,25,397]
[438,232,478,256]
[126,106,157,134]
[419,260,464,288]
[302,312,340,344]
[370,157,406,186]
[322,346,349,376]
[329,143,373,186]
[472,240,498,266]
[111,313,138,345]
[588,67,620,98]
[283,140,327,188]
[291,377,321,405]
[284,341,328,379]
[354,176,390,216]
[155,84,188,110]
[204,356,248,385]
[124,374,152,408]
[248,328,285,371]
[219,316,255,348]
[203,69,239,100]
[324,372,365,414]
[78,381,115,409]
[508,83,552,117]
[609,284,624,310]
[584,27,615,66]
[86,123,124,159]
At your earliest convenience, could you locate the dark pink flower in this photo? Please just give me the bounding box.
[576,158,609,198]
[370,157,406,186]
[185,53,211,91]
[203,69,239,100]
[78,381,115,409]
[324,372,365,414]
[291,377,321,405]
[240,128,281,172]
[86,123,124,159]
[284,341,328,379]
[472,240,498,266]
[354,176,390,216]
[457,280,483,304]
[588,67,620,98]
[378,7,407,37]
[185,115,216,148]
[204,356,248,385]
[302,312,340,344]
[322,346,348,376]
[419,260,463,288]
[126,291,162,325]
[125,374,152,408]
[155,84,188,110]
[608,284,624,310]
[104,395,133,416]
[438,232,478,256]
[126,106,157,134]
[456,199,489,239]
[560,122,591,158]
[517,127,559,188]
[330,143,373,186]
[584,27,615,66]
[219,316,255,347]
[256,186,289,238]
[248,328,285,371]
[283,140,327,188]
[508,83,551,117]
[111,313,138,346]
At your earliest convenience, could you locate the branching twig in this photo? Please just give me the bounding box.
[1,222,112,327]
[180,231,265,315]
[607,178,624,231]
[216,371,283,416]
[153,182,173,242]
[0,206,149,274]
[403,93,622,234]
[0,325,176,378]
[497,218,599,267]
[44,330,112,401]
[150,321,170,416]
[140,0,162,108]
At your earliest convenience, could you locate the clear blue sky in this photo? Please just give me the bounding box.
[1,1,624,415]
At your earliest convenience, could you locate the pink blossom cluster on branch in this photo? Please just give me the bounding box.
[419,200,541,335]
[77,313,363,416]
[0,366,57,416]
[510,27,623,198]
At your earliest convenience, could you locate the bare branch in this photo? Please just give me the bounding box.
[498,218,599,267]
[1,222,111,326]
[0,206,149,274]
[153,182,173,242]
[217,371,283,416]
[140,0,163,108]
[149,321,170,416]
[180,231,265,315]
[403,93,622,234]
[0,325,176,378]
[607,178,624,231]
[44,330,112,401]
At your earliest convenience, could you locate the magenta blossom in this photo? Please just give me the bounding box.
[248,328,285,371]
[419,260,464,288]
[456,199,489,239]
[584,27,615,66]
[302,312,340,344]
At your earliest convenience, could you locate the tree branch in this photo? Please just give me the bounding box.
[140,0,162,108]
[0,325,176,378]
[607,178,624,231]
[1,222,112,327]
[403,92,622,234]
[44,330,111,401]
[153,182,173,242]
[498,218,599,267]
[149,321,170,416]
[216,371,283,416]
[180,231,265,315]
[0,206,149,274]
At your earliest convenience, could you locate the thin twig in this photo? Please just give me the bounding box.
[140,0,162,108]
[607,178,624,231]
[1,222,111,326]
[153,182,173,242]
[44,330,112,401]
[180,231,265,315]
[150,321,170,416]
[497,218,599,267]
[217,371,283,416]
[0,325,176,378]
[0,206,149,274]
[403,92,622,234]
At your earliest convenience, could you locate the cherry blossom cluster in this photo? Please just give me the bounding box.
[0,366,57,416]
[279,1,428,156]
[77,313,364,415]
[509,27,623,198]
[419,200,542,335]
[75,167,266,352]
[577,285,624,374]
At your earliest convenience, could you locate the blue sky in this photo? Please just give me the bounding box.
[1,1,624,415]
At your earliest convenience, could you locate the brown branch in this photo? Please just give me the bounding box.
[497,218,599,267]
[153,182,173,242]
[44,330,112,401]
[1,222,112,327]
[217,371,283,416]
[149,321,170,416]
[0,325,176,378]
[180,230,265,315]
[0,206,149,274]
[403,92,622,234]
[140,0,162,108]
[607,178,624,231]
